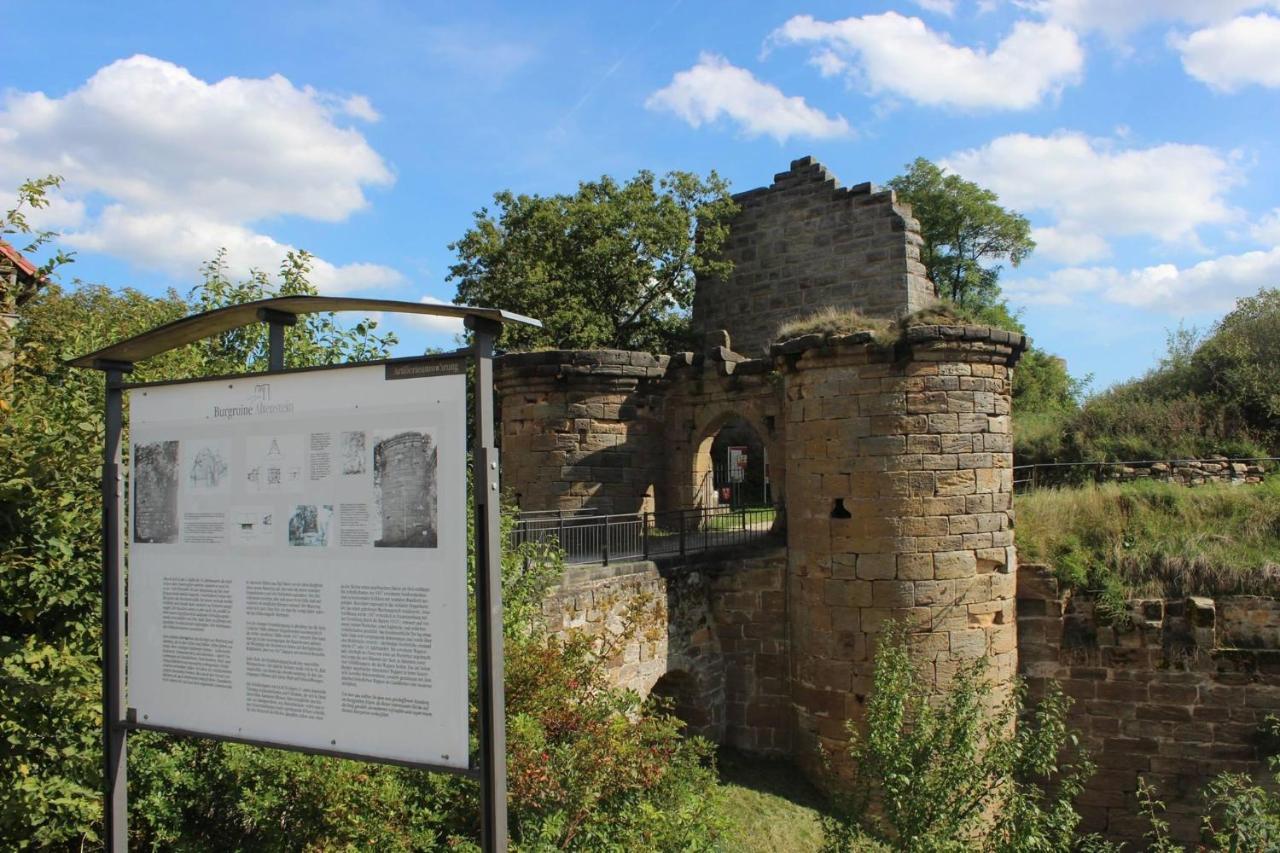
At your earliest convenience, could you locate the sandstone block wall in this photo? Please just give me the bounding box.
[775,325,1027,780]
[1018,565,1280,846]
[692,156,937,358]
[541,549,790,752]
[496,350,668,514]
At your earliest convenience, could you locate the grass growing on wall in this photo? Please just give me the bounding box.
[1017,477,1280,601]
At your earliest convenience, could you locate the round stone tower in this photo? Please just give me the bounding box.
[774,323,1027,780]
[495,350,668,514]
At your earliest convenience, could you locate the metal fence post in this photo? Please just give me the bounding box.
[558,511,565,554]
[602,517,610,566]
[679,509,686,557]
[642,512,649,560]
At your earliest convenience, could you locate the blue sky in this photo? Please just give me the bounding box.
[3,0,1279,388]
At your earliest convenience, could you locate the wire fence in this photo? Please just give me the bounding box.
[509,504,782,566]
[1012,457,1279,494]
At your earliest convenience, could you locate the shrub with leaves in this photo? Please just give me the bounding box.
[821,623,1097,853]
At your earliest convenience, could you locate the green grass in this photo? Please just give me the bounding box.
[715,748,829,852]
[1017,477,1280,599]
[704,506,777,531]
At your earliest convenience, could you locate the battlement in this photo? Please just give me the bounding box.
[692,155,938,358]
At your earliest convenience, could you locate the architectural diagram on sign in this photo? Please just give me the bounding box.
[341,430,367,475]
[231,506,274,545]
[245,434,303,494]
[187,440,230,493]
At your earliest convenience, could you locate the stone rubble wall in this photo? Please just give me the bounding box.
[1018,564,1280,846]
[691,156,938,359]
[1100,457,1269,486]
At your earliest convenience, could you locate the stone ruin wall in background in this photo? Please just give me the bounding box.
[691,156,937,359]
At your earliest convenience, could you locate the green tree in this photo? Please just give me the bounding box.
[0,248,393,847]
[1,175,75,310]
[449,170,737,352]
[888,158,1034,309]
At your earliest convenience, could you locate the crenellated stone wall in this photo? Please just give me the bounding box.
[1018,564,1280,846]
[691,156,938,358]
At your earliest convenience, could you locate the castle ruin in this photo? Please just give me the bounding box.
[496,156,1027,784]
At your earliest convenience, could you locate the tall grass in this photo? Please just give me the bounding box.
[1017,478,1280,600]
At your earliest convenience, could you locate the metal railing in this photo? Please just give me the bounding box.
[509,504,782,566]
[1012,457,1278,494]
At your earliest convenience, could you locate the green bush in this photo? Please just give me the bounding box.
[821,623,1098,853]
[2,268,722,850]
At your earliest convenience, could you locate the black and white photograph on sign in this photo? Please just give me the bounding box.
[341,430,366,475]
[288,504,333,547]
[373,430,438,548]
[133,439,179,543]
[245,434,304,493]
[187,439,230,493]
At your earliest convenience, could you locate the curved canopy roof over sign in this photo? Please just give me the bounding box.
[67,296,540,369]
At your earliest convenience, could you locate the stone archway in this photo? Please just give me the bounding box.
[694,413,770,509]
[650,669,718,739]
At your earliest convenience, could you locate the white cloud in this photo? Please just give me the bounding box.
[1006,246,1280,314]
[943,132,1240,255]
[339,94,381,122]
[912,0,956,16]
[768,12,1083,110]
[645,53,851,142]
[67,207,401,294]
[1252,208,1280,245]
[0,55,399,290]
[1175,13,1280,91]
[1026,0,1275,36]
[1031,225,1110,263]
[405,296,466,335]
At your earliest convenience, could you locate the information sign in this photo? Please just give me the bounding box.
[127,363,469,768]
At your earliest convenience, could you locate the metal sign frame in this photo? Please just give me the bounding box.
[73,297,538,853]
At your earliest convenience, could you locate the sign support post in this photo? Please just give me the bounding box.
[466,316,508,853]
[100,360,132,853]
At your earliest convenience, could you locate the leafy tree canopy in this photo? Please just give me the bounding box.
[449,170,737,352]
[888,158,1034,309]
[1,175,75,310]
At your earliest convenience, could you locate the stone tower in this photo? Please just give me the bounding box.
[691,156,939,358]
[774,325,1024,778]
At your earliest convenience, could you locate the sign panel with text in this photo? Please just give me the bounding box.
[127,363,469,768]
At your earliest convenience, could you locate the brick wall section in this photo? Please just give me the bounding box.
[496,350,668,514]
[542,548,790,751]
[774,325,1027,781]
[1018,564,1280,845]
[691,156,937,358]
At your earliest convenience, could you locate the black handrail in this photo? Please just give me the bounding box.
[509,504,782,566]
